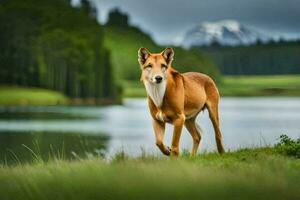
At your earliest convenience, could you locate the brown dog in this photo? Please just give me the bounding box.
[138,47,225,156]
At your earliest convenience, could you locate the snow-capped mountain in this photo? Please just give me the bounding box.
[182,20,270,48]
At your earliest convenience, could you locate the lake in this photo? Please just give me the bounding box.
[0,97,299,162]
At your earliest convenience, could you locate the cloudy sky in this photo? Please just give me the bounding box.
[89,0,300,45]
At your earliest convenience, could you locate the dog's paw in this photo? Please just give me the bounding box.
[171,147,179,156]
[164,146,171,156]
[167,146,171,152]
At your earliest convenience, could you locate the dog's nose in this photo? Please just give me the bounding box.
[155,76,163,83]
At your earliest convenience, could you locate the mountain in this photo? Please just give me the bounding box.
[182,20,270,48]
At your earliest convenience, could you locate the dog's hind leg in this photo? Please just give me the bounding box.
[206,98,225,154]
[205,81,225,154]
[185,117,201,156]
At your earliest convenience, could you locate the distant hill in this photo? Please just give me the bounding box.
[103,9,221,84]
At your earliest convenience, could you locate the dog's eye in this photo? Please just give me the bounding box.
[144,65,152,70]
[161,64,167,71]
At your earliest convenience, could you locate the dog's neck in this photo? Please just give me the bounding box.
[144,80,167,108]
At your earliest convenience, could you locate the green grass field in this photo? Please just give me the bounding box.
[0,86,68,105]
[0,146,299,200]
[123,75,300,97]
[219,75,300,96]
[1,75,299,105]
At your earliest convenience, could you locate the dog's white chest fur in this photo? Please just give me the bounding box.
[144,80,166,107]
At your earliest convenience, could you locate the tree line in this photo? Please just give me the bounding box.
[200,40,300,75]
[0,0,119,102]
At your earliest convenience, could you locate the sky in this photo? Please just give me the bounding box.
[86,0,300,45]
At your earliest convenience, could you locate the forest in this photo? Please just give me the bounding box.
[200,40,300,75]
[0,0,118,103]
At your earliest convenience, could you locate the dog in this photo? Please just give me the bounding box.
[138,47,225,156]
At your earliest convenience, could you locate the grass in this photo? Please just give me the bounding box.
[0,86,68,105]
[219,75,300,96]
[122,80,146,97]
[123,75,300,97]
[0,145,299,199]
[1,75,300,105]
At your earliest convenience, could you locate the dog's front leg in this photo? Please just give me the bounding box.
[152,119,171,156]
[171,113,185,156]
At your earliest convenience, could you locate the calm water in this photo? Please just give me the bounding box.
[0,97,299,161]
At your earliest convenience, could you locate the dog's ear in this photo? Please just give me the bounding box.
[161,47,174,65]
[138,47,150,65]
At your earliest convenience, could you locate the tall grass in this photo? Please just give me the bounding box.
[0,141,299,200]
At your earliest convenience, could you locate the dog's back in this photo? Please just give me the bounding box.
[181,72,218,115]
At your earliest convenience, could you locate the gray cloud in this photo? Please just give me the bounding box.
[93,0,300,44]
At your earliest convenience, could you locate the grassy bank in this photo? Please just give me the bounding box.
[0,86,120,105]
[0,145,299,200]
[1,75,300,105]
[220,75,300,96]
[123,75,300,97]
[0,86,68,105]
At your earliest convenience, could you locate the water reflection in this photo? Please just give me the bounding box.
[0,106,99,120]
[0,97,299,158]
[0,131,109,165]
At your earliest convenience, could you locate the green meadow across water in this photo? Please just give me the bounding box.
[220,75,300,96]
[1,75,299,105]
[0,86,68,106]
[123,75,300,97]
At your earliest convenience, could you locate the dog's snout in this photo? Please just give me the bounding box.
[155,76,163,83]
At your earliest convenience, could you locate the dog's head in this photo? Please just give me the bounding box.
[138,47,174,84]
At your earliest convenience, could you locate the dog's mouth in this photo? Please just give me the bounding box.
[150,79,164,84]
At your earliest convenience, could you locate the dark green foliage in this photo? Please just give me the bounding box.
[201,41,300,75]
[0,0,119,102]
[81,0,97,18]
[173,47,221,84]
[106,8,129,28]
[275,134,300,158]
